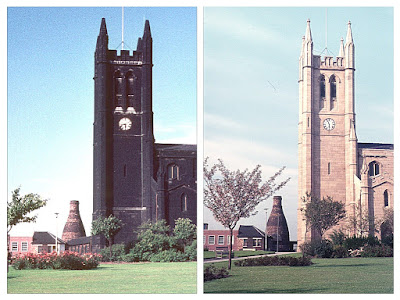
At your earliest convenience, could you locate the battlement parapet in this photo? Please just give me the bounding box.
[313,55,344,69]
[108,49,142,63]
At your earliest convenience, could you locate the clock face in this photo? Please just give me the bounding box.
[323,118,335,131]
[119,117,132,131]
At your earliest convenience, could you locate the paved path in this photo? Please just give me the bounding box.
[204,252,293,264]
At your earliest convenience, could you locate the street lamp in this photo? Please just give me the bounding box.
[55,212,59,254]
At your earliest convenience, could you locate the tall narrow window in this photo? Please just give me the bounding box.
[384,190,389,207]
[114,70,123,108]
[167,164,179,180]
[328,162,331,175]
[123,164,127,177]
[181,193,188,212]
[126,71,136,108]
[368,161,380,177]
[320,75,326,98]
[330,76,337,99]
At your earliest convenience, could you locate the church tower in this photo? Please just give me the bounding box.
[92,18,155,247]
[297,20,357,246]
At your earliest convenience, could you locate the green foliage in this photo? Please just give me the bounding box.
[342,235,380,250]
[360,245,393,257]
[301,193,346,238]
[149,249,187,262]
[234,255,312,267]
[173,217,197,250]
[128,218,197,262]
[329,230,347,246]
[204,264,230,282]
[332,245,349,258]
[99,243,130,262]
[7,187,47,233]
[91,215,122,242]
[300,239,334,258]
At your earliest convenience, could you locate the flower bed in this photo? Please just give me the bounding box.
[11,251,102,270]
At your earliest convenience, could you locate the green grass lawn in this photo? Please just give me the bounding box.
[204,257,393,293]
[8,262,196,294]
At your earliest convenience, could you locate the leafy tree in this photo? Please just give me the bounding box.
[131,220,173,261]
[300,193,346,240]
[203,158,289,269]
[7,187,47,234]
[346,200,377,237]
[7,187,47,271]
[173,218,196,252]
[91,215,122,257]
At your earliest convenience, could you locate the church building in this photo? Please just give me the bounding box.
[297,20,393,247]
[92,18,197,249]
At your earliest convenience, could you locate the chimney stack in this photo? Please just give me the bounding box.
[62,200,86,242]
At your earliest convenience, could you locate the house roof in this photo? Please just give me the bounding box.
[238,225,265,238]
[66,236,91,246]
[32,232,65,245]
[155,143,197,157]
[358,143,394,150]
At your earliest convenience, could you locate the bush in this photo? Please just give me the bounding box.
[301,239,333,258]
[99,243,131,262]
[329,230,346,246]
[149,249,187,262]
[332,245,348,258]
[360,245,393,257]
[234,255,312,267]
[204,264,229,282]
[11,251,101,270]
[343,235,380,251]
[130,218,197,262]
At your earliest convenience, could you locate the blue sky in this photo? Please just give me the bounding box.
[6,6,197,236]
[203,7,395,240]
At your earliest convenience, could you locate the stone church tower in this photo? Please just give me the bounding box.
[92,18,196,250]
[297,20,394,248]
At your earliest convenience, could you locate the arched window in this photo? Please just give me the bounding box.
[167,164,179,180]
[330,76,337,99]
[368,161,380,177]
[181,193,188,212]
[384,190,389,207]
[320,75,326,98]
[126,71,136,108]
[114,70,123,108]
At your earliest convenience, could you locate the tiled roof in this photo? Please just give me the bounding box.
[32,231,65,245]
[66,236,91,246]
[238,225,265,238]
[358,143,394,150]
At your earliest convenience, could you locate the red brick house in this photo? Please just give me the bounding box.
[9,232,65,256]
[204,225,266,252]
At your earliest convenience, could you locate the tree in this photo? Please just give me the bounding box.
[7,187,47,271]
[203,158,289,269]
[7,187,47,234]
[301,193,346,240]
[173,218,196,252]
[346,200,376,237]
[91,215,122,257]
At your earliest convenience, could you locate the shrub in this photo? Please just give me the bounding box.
[149,249,187,262]
[99,243,131,262]
[360,245,393,257]
[343,235,380,251]
[301,239,333,258]
[11,251,101,270]
[204,264,229,281]
[329,230,346,246]
[332,245,348,258]
[234,255,312,267]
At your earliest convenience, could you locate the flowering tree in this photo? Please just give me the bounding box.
[203,158,290,269]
